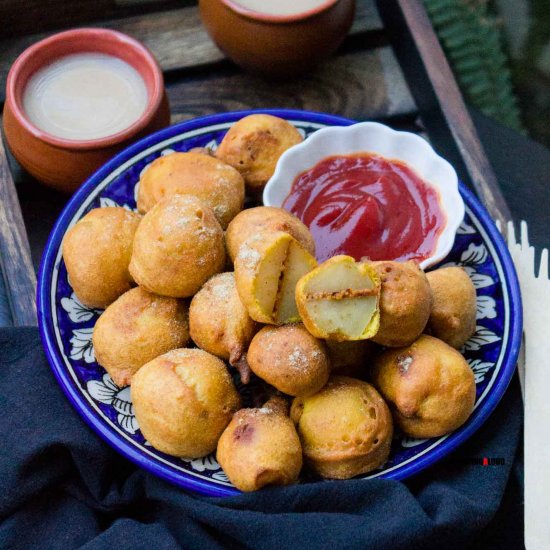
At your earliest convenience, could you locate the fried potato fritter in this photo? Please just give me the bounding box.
[291,376,393,479]
[62,207,141,308]
[189,272,257,365]
[216,114,303,192]
[137,152,244,229]
[372,334,476,438]
[129,195,225,297]
[426,267,477,349]
[370,260,432,347]
[131,348,241,458]
[92,287,189,387]
[225,206,315,263]
[247,324,330,397]
[217,396,302,491]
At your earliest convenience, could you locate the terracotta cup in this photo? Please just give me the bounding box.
[199,0,355,77]
[3,28,170,193]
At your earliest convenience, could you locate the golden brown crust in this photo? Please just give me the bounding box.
[137,152,245,229]
[62,207,141,309]
[131,348,241,458]
[370,260,432,347]
[290,376,393,479]
[187,147,215,156]
[225,206,315,263]
[426,267,477,349]
[92,287,189,387]
[216,114,303,192]
[371,334,476,438]
[129,194,225,298]
[216,398,302,492]
[189,272,257,363]
[247,324,330,397]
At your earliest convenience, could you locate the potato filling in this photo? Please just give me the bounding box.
[235,231,317,325]
[295,256,381,341]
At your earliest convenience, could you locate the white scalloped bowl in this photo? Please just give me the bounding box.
[263,121,464,269]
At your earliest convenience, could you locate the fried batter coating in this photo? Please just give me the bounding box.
[137,152,244,229]
[370,260,432,347]
[217,396,302,491]
[371,334,476,438]
[131,348,241,458]
[92,287,189,387]
[189,272,257,365]
[225,206,315,263]
[291,376,393,479]
[129,194,225,298]
[247,324,330,397]
[426,267,477,349]
[216,114,303,192]
[62,207,140,308]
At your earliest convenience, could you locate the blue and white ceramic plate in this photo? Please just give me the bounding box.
[37,109,522,497]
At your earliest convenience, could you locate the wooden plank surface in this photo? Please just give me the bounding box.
[0,0,183,40]
[0,134,37,326]
[166,48,415,122]
[377,0,512,228]
[0,1,382,100]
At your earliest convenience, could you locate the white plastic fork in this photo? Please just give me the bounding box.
[504,221,549,550]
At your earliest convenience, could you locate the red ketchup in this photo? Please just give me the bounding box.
[283,153,446,263]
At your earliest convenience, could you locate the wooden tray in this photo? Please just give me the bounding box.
[0,0,512,327]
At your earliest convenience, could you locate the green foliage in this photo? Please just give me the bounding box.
[423,0,523,130]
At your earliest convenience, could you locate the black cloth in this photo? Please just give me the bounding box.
[0,328,523,549]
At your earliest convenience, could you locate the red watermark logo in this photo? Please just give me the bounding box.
[459,457,505,466]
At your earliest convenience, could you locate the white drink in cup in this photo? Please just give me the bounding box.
[23,52,148,141]
[233,0,329,16]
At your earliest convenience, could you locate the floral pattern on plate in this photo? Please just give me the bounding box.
[38,110,521,496]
